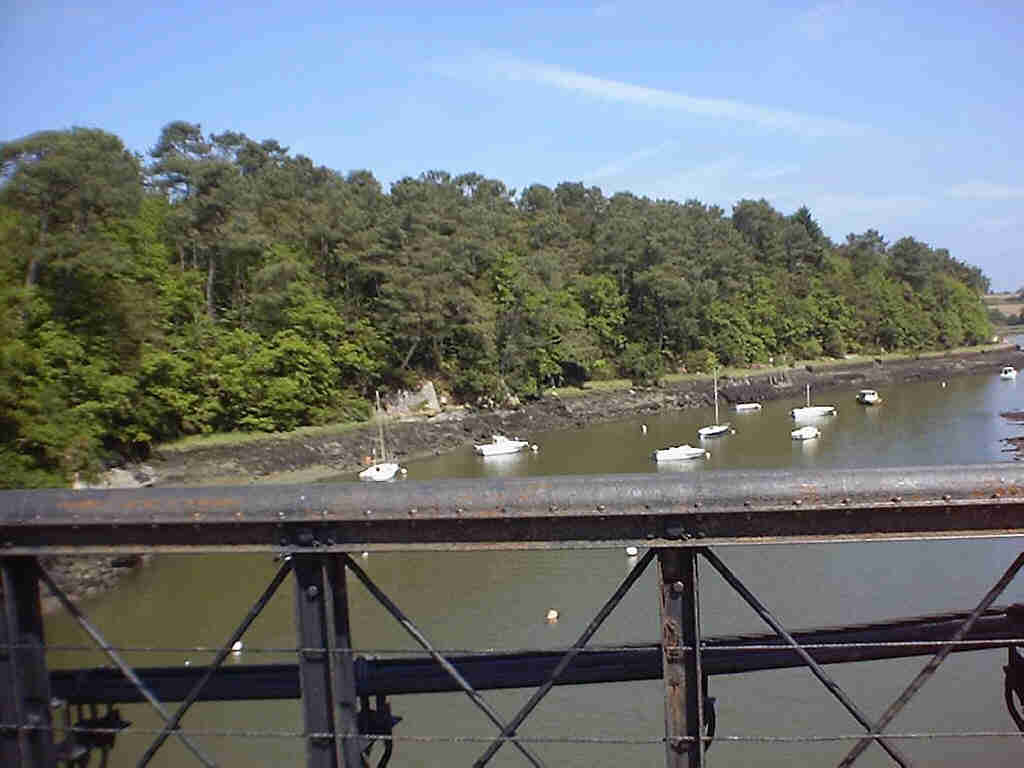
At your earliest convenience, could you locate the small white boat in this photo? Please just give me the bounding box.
[358,391,404,481]
[790,384,837,419]
[653,444,709,462]
[856,389,881,405]
[1000,366,1018,380]
[734,403,762,412]
[698,368,732,438]
[474,434,530,456]
[791,425,820,441]
[358,462,402,481]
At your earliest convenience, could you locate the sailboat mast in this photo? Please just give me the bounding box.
[376,390,386,462]
[806,383,810,407]
[713,369,719,423]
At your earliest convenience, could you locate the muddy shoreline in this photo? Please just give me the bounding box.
[152,346,1024,486]
[43,346,1023,610]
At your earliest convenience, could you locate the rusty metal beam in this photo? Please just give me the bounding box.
[2,465,1024,553]
[1,557,55,768]
[659,549,704,767]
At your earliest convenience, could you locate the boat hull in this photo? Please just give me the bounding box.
[734,403,762,412]
[358,462,401,481]
[791,426,820,441]
[790,406,837,419]
[653,445,709,462]
[474,435,529,456]
[697,424,731,438]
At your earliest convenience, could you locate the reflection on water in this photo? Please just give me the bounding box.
[43,369,1024,768]
[654,457,705,472]
[476,451,531,475]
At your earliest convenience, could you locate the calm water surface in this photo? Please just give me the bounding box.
[45,361,1024,767]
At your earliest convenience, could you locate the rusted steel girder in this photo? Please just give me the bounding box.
[2,465,1023,553]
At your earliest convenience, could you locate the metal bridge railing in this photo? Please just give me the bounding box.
[2,464,1024,767]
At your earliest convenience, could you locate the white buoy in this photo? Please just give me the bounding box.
[545,609,559,623]
[531,444,539,452]
[400,467,408,475]
[641,424,647,434]
[941,381,947,388]
[361,551,369,558]
[231,640,243,653]
[625,546,639,557]
[184,660,192,667]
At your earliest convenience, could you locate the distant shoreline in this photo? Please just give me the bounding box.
[149,344,1024,487]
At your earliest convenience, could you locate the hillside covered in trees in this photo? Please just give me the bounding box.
[1,123,994,487]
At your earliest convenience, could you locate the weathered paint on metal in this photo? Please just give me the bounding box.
[2,466,1024,553]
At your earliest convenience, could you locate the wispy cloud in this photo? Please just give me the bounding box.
[795,2,850,42]
[583,140,678,180]
[947,181,1024,201]
[446,52,866,138]
[647,156,744,200]
[750,164,800,181]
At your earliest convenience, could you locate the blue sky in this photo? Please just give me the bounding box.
[4,1,1023,290]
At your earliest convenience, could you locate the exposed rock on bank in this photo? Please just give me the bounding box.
[42,466,158,612]
[1002,410,1024,460]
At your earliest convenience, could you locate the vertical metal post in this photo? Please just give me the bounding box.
[323,556,361,767]
[293,554,362,768]
[0,557,55,768]
[658,549,704,768]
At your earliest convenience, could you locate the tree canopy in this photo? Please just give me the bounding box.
[0,123,995,487]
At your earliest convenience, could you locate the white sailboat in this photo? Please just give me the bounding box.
[653,444,709,462]
[474,434,530,456]
[790,384,837,420]
[791,425,820,441]
[698,369,732,438]
[358,392,404,482]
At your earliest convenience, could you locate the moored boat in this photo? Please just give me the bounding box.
[790,384,837,419]
[791,425,820,441]
[653,444,709,462]
[856,389,881,405]
[358,391,405,481]
[1000,366,1018,380]
[698,368,732,438]
[474,434,530,456]
[734,402,762,412]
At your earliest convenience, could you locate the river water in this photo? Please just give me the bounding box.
[45,357,1024,767]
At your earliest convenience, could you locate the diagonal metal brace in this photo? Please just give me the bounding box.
[473,548,657,767]
[137,558,293,767]
[34,562,218,768]
[341,554,547,768]
[699,548,913,767]
[839,551,1024,766]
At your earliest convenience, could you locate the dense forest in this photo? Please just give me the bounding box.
[0,124,994,487]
